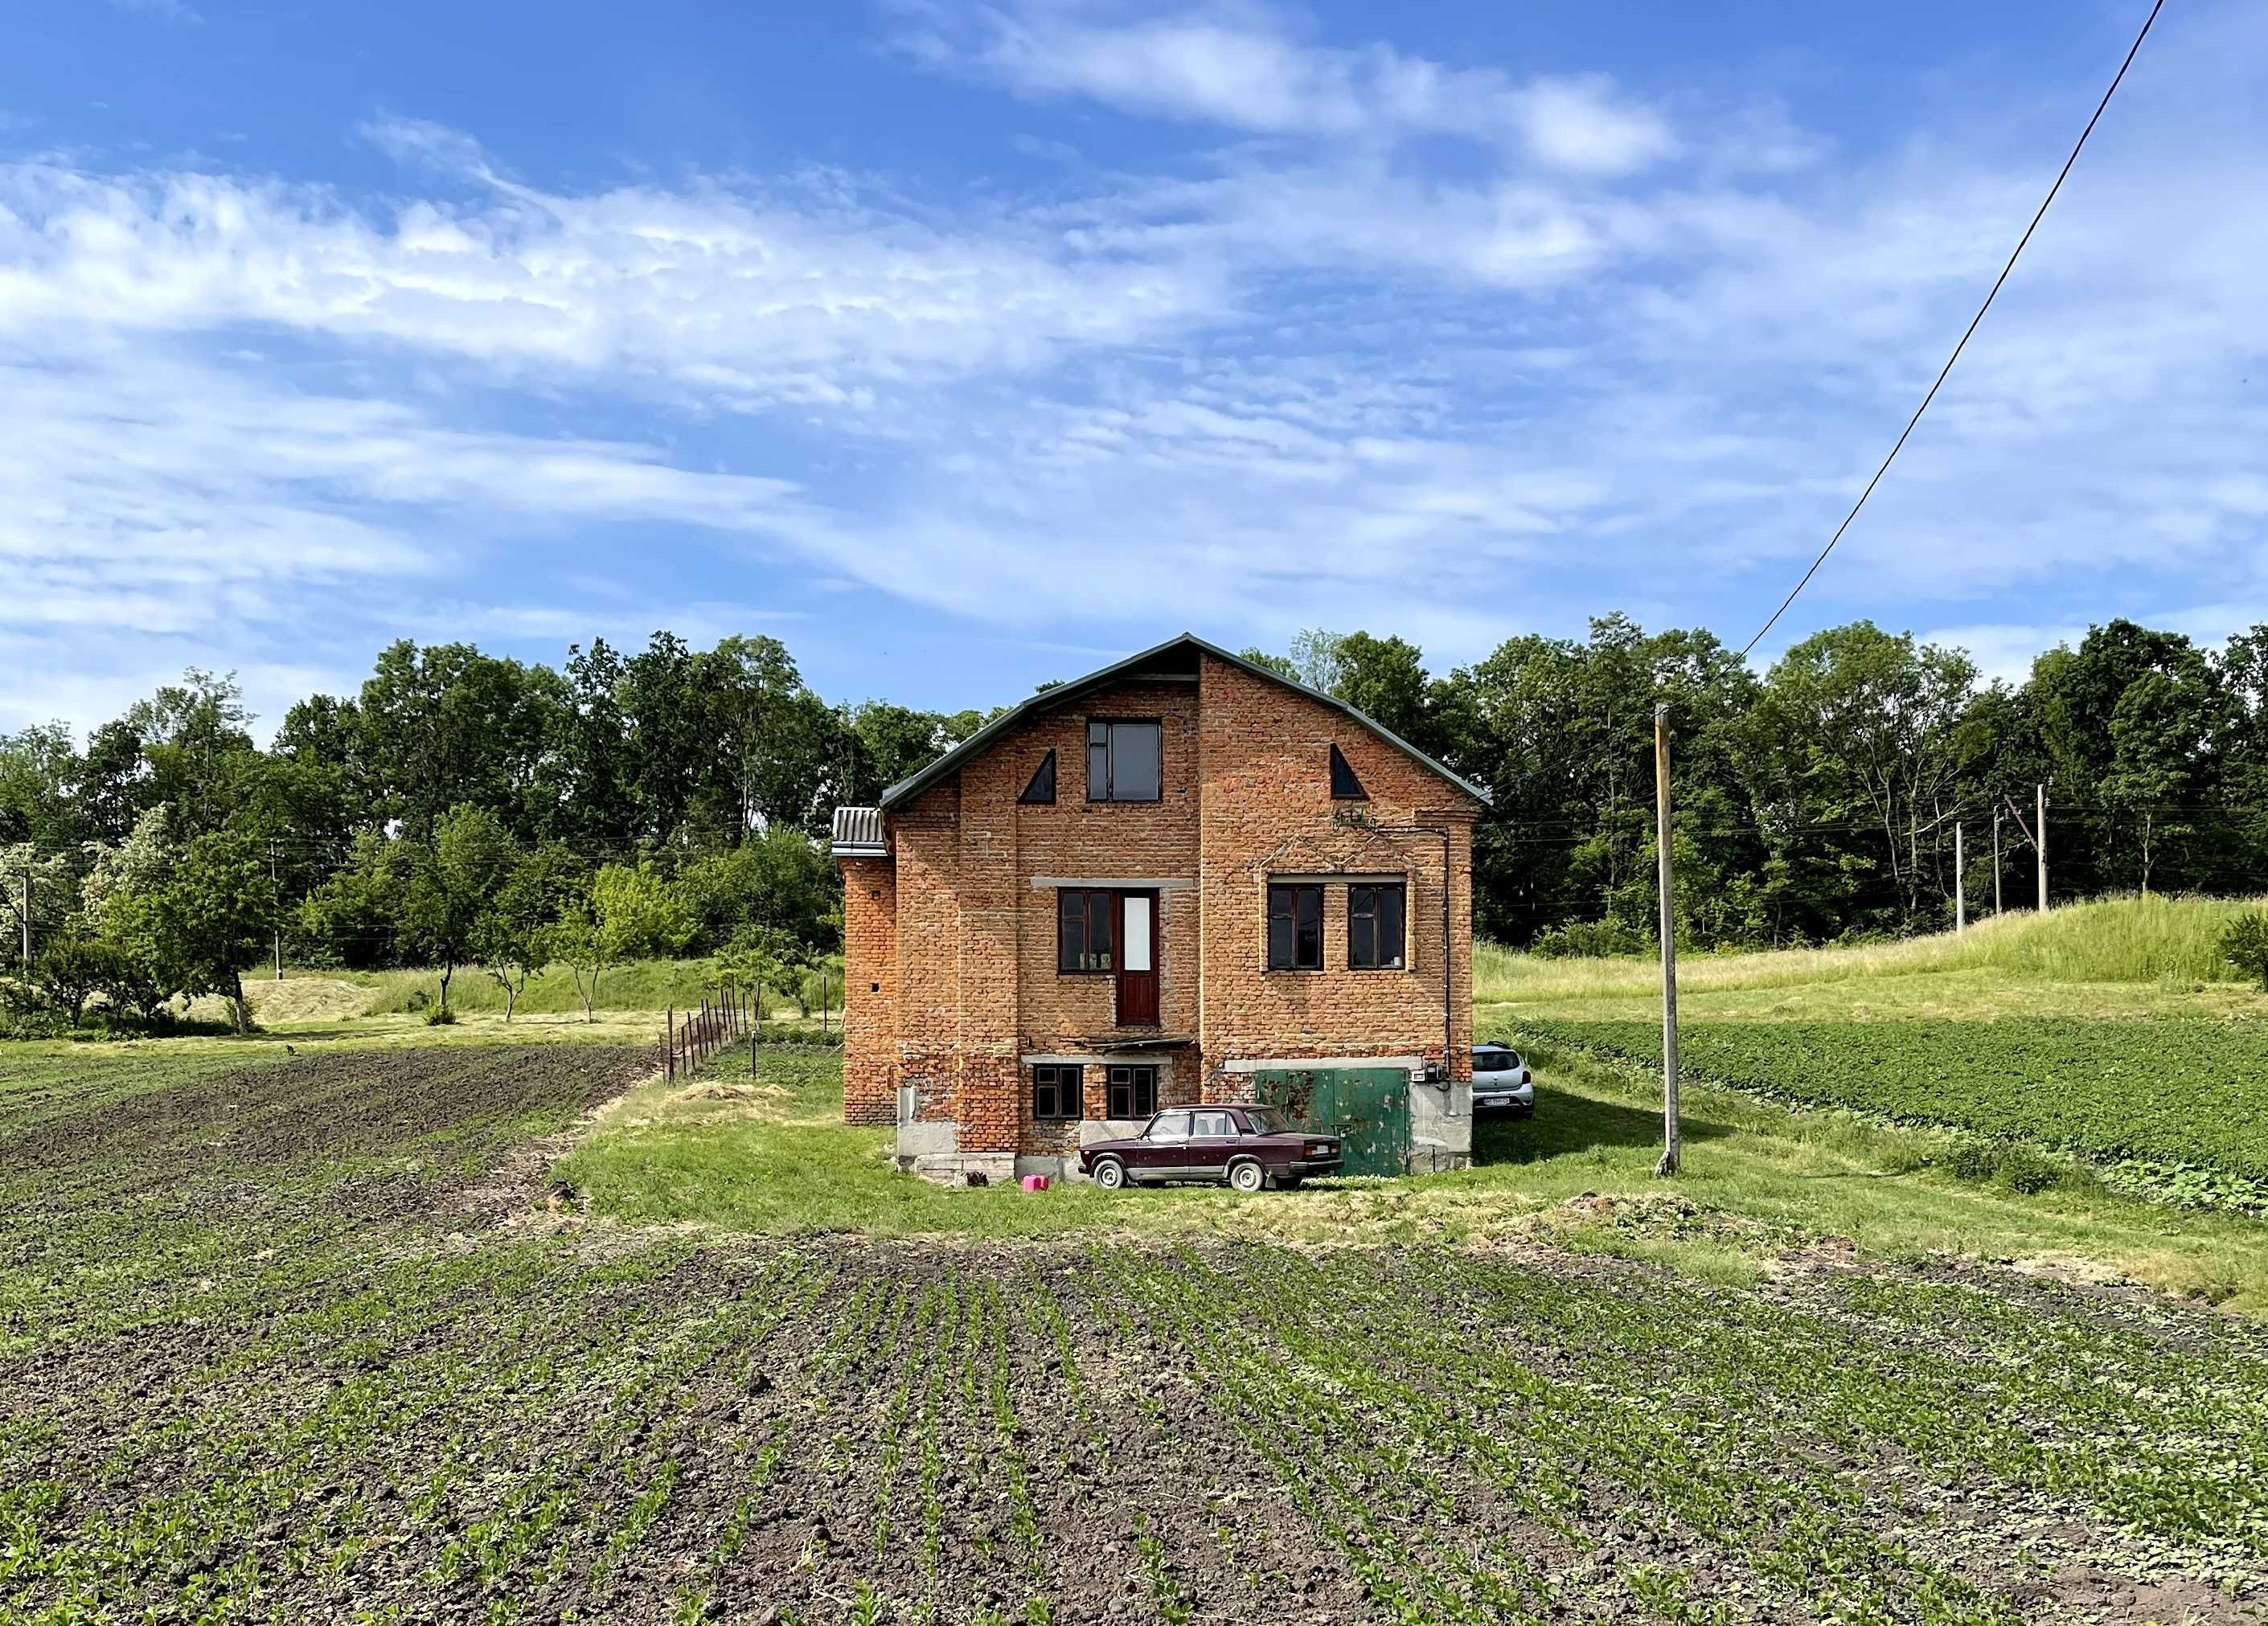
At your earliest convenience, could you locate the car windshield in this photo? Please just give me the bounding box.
[1475,1050,1520,1072]
[1242,1105,1293,1133]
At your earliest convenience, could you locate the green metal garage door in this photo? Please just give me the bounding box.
[1252,1067,1410,1178]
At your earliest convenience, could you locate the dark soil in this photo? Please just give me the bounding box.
[2,1043,2264,1624]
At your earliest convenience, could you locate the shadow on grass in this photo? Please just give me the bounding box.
[1473,1087,1727,1168]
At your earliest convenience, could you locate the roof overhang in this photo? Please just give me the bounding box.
[875,633,1491,811]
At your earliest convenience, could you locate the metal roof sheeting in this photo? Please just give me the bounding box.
[831,805,888,856]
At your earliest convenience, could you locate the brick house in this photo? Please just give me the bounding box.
[831,633,1488,1185]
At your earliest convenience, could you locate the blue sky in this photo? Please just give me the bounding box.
[6,0,2264,734]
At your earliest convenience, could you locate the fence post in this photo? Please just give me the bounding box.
[666,1006,675,1081]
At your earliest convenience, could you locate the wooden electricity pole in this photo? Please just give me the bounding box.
[19,866,30,969]
[1653,703,1681,1178]
[2036,784,2049,911]
[272,842,284,981]
[1954,822,1966,932]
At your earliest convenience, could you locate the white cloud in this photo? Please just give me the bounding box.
[4,0,2266,724]
[902,2,1675,174]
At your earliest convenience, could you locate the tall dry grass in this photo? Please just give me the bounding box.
[1474,894,2264,1003]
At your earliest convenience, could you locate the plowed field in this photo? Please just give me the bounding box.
[2,1042,2265,1624]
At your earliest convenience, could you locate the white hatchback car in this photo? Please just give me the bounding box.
[1472,1043,1535,1117]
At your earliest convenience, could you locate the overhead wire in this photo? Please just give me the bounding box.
[1737,0,2168,660]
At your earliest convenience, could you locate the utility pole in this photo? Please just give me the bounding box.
[18,866,28,969]
[2036,784,2049,911]
[271,842,284,981]
[1653,703,1680,1178]
[1993,809,2003,915]
[1954,822,1966,932]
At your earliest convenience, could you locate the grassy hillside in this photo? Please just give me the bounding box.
[273,958,830,1020]
[1479,894,2264,1010]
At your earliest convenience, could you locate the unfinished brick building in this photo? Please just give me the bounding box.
[831,634,1487,1185]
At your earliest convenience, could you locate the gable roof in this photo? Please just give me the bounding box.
[876,633,1491,811]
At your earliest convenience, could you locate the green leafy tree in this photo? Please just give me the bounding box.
[477,842,584,1022]
[2223,914,2268,991]
[297,830,411,969]
[29,940,108,1026]
[113,826,276,1034]
[400,805,517,1014]
[549,863,694,1022]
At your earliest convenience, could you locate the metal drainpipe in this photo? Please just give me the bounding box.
[1370,823,1455,1088]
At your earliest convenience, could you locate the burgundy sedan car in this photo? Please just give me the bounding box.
[1078,1104,1342,1192]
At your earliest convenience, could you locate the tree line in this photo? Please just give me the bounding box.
[0,634,976,1032]
[3,615,2263,1030]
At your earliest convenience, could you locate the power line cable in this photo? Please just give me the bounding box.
[1738,0,2168,661]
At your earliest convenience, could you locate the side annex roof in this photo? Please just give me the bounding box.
[876,633,1491,811]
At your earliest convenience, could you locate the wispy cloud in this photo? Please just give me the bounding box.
[108,0,202,24]
[2,0,2265,731]
[897,1,1676,174]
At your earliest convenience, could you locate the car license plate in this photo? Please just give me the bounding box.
[1480,1095,1510,1108]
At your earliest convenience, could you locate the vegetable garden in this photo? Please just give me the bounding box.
[3,1040,2266,1623]
[1514,1017,2268,1182]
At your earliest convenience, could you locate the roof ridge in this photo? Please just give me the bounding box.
[868,633,1490,811]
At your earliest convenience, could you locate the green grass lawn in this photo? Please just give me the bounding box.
[558,1032,2268,1313]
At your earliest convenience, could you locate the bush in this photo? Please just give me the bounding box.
[1529,919,1653,959]
[424,1005,459,1026]
[2221,913,2268,991]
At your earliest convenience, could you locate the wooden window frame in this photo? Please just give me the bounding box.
[1347,882,1407,970]
[1266,883,1323,972]
[1085,719,1163,803]
[1031,1063,1084,1121]
[1057,888,1115,974]
[1106,1063,1158,1120]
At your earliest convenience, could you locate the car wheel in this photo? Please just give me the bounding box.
[1093,1157,1128,1191]
[1226,1159,1265,1194]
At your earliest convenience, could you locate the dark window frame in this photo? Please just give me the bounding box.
[1031,1063,1084,1121]
[1085,718,1164,803]
[1057,888,1116,973]
[1107,1063,1159,1120]
[1019,748,1057,805]
[1266,883,1324,971]
[1329,743,1368,801]
[1348,882,1407,970]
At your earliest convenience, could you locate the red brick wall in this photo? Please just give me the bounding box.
[891,786,962,1128]
[839,855,896,1126]
[844,653,1479,1145]
[1196,653,1476,1083]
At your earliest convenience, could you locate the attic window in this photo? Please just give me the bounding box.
[1329,743,1368,801]
[1019,749,1056,805]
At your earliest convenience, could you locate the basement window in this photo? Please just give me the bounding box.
[1348,883,1406,970]
[1330,743,1368,800]
[1058,888,1115,973]
[1032,1063,1083,1121]
[1106,1063,1158,1120]
[1086,719,1163,802]
[1019,748,1057,805]
[1266,883,1323,971]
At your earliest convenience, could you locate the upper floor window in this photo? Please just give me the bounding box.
[1266,883,1323,971]
[1348,883,1406,969]
[1086,719,1162,802]
[1329,743,1368,801]
[1019,748,1056,805]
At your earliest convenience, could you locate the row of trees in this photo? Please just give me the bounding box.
[10,798,844,1034]
[1243,617,2268,948]
[6,613,2265,1012]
